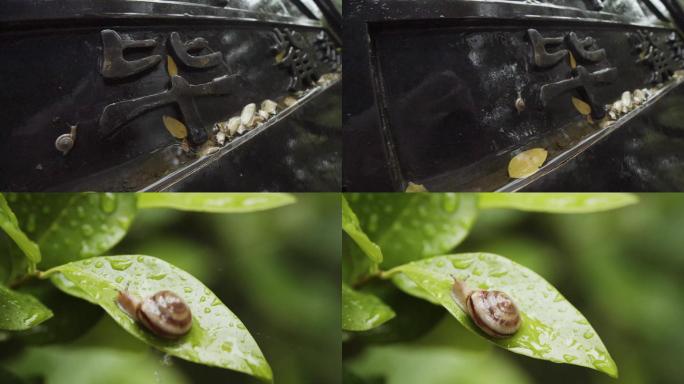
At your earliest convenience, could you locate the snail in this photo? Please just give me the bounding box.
[116,290,192,339]
[451,277,521,338]
[55,124,77,155]
[515,92,526,114]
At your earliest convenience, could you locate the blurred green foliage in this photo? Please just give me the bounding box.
[1,194,339,384]
[344,194,684,384]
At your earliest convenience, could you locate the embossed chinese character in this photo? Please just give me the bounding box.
[100,30,162,79]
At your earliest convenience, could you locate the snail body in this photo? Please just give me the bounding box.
[117,290,192,339]
[451,278,521,338]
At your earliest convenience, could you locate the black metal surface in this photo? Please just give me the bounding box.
[523,81,684,191]
[154,80,342,191]
[343,0,684,191]
[0,0,341,191]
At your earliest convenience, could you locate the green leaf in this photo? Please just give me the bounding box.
[342,283,395,331]
[0,194,41,266]
[5,345,188,384]
[137,193,295,212]
[389,253,618,378]
[344,193,477,268]
[478,193,638,213]
[347,345,532,384]
[0,284,53,331]
[44,255,272,382]
[342,196,383,264]
[5,193,137,269]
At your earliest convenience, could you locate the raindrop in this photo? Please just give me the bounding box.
[81,224,94,236]
[148,273,166,280]
[95,261,104,268]
[221,342,233,352]
[109,259,132,271]
[450,259,472,269]
[99,193,118,213]
[115,276,124,283]
[184,287,193,293]
[583,331,594,339]
[563,354,577,363]
[204,308,211,314]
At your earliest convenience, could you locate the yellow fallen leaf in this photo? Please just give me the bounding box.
[508,148,548,178]
[572,96,591,116]
[162,115,188,139]
[167,55,178,77]
[405,182,428,192]
[569,52,576,69]
[275,51,285,63]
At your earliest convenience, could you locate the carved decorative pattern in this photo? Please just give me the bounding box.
[272,28,321,91]
[99,30,235,144]
[314,31,341,72]
[631,30,684,84]
[100,30,161,79]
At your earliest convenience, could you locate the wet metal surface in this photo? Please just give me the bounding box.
[0,0,340,191]
[343,0,683,191]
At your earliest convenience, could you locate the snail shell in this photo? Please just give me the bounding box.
[117,290,192,339]
[55,124,77,155]
[451,278,521,338]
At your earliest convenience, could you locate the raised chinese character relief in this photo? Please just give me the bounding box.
[527,29,616,119]
[98,28,340,154]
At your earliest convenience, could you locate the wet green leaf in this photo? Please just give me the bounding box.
[478,193,637,213]
[344,193,477,268]
[5,345,188,384]
[137,193,295,213]
[342,197,382,264]
[44,255,272,381]
[5,193,137,269]
[342,283,395,331]
[389,253,618,378]
[0,195,40,266]
[347,345,532,384]
[0,284,52,331]
[11,280,102,345]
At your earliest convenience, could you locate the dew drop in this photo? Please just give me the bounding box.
[204,308,211,314]
[109,259,132,271]
[221,342,233,353]
[100,193,118,213]
[115,276,124,283]
[95,261,104,268]
[563,354,577,363]
[81,224,93,236]
[148,273,166,280]
[184,287,193,293]
[583,331,594,339]
[451,259,472,269]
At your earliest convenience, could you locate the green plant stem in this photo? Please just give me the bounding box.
[9,270,46,289]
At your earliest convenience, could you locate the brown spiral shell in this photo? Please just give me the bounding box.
[466,290,521,338]
[117,290,192,339]
[451,278,521,338]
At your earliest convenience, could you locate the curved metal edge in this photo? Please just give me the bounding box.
[0,0,323,29]
[352,0,672,30]
[497,77,684,192]
[139,76,341,191]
